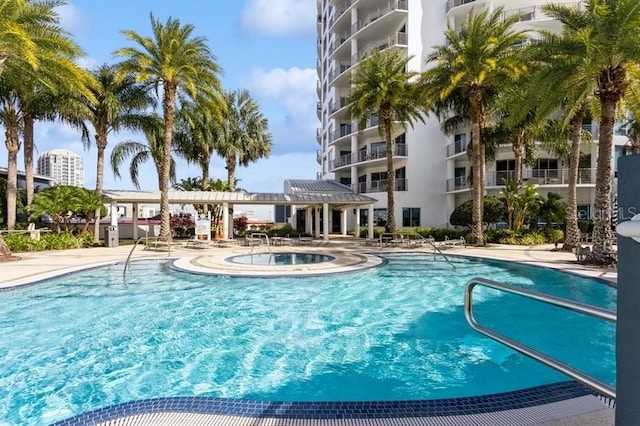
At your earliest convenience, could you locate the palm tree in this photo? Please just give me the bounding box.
[173,99,222,192]
[525,22,601,251]
[29,185,78,233]
[215,89,271,191]
[110,114,177,191]
[346,48,425,234]
[543,0,640,262]
[114,14,223,242]
[0,0,93,231]
[420,8,528,245]
[75,189,106,234]
[83,64,155,243]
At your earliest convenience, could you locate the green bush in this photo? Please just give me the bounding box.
[519,231,547,245]
[4,231,93,252]
[545,229,565,245]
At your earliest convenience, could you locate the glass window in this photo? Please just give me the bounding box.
[359,208,387,227]
[402,208,420,227]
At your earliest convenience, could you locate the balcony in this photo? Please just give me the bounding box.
[446,138,468,157]
[316,150,322,165]
[316,102,322,119]
[329,144,408,171]
[445,168,597,192]
[329,97,347,115]
[355,178,408,194]
[316,128,322,145]
[446,0,477,12]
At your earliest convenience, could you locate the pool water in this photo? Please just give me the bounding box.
[227,252,335,265]
[0,254,616,425]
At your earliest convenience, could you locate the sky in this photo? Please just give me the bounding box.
[0,0,319,199]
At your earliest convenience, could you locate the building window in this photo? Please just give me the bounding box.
[402,208,420,227]
[496,159,516,184]
[360,208,387,227]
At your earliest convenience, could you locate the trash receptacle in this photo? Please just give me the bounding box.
[104,226,119,247]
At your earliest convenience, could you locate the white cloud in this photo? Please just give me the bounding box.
[55,2,86,36]
[240,0,315,36]
[242,67,318,153]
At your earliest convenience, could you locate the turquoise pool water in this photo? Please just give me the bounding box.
[227,252,335,265]
[0,254,616,425]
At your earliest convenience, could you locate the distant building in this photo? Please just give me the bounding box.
[37,149,84,187]
[0,167,55,190]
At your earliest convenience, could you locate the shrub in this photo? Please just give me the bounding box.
[545,229,565,245]
[4,231,92,252]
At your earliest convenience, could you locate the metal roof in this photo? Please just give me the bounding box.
[102,190,377,207]
[285,179,353,194]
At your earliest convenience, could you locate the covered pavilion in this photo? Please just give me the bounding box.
[102,180,378,241]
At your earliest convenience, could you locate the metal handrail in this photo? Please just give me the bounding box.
[123,236,152,278]
[464,277,616,400]
[249,233,271,254]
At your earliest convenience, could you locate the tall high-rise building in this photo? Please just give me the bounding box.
[37,149,84,187]
[316,0,628,229]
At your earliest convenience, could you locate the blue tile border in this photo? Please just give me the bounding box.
[50,381,595,425]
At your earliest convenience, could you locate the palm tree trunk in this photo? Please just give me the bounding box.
[23,114,35,207]
[384,116,395,234]
[631,133,640,154]
[93,132,107,245]
[159,84,177,241]
[591,98,615,262]
[563,108,584,251]
[513,140,523,184]
[0,234,12,258]
[5,126,20,230]
[470,105,485,246]
[201,161,209,214]
[226,154,236,192]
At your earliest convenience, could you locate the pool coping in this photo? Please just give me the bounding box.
[50,381,607,426]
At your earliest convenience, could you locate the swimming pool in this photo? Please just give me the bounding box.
[227,252,335,265]
[0,253,616,425]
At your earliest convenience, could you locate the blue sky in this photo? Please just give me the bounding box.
[0,0,319,194]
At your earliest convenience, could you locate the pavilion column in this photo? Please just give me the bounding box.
[223,202,229,239]
[367,204,374,239]
[355,207,361,237]
[341,208,348,236]
[323,202,329,241]
[306,207,313,235]
[290,204,297,229]
[315,206,321,239]
[110,202,118,226]
[132,203,138,240]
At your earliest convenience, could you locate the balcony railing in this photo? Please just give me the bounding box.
[446,138,468,157]
[446,168,597,192]
[316,150,322,165]
[329,144,408,171]
[446,0,476,12]
[356,178,408,194]
[329,115,378,143]
[316,128,322,145]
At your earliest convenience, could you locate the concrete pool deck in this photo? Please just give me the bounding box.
[0,239,616,425]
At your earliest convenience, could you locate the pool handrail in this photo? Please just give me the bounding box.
[249,233,271,254]
[123,236,169,278]
[464,277,616,400]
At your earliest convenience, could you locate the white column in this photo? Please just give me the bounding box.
[306,207,313,235]
[355,207,361,237]
[223,202,229,239]
[110,202,118,226]
[368,204,374,239]
[341,208,348,236]
[290,204,297,228]
[315,206,321,238]
[132,203,139,240]
[323,203,330,241]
